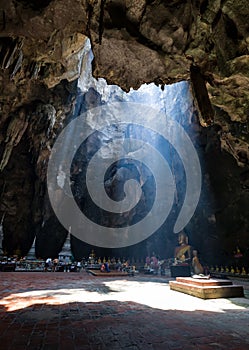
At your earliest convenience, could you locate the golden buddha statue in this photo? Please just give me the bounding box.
[241,267,246,275]
[174,232,191,263]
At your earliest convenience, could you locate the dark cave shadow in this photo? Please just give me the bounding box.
[0,299,249,349]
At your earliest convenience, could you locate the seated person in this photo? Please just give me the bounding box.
[100,262,110,272]
[145,256,151,266]
[174,232,192,264]
[150,253,159,273]
[115,258,122,271]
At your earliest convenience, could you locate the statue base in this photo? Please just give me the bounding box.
[169,277,244,299]
[170,264,191,277]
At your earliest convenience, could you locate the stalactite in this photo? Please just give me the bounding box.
[0,109,29,171]
[10,50,23,79]
[32,62,41,79]
[0,37,23,70]
[25,60,41,79]
[190,64,214,127]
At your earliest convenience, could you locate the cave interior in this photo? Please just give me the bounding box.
[0,0,248,270]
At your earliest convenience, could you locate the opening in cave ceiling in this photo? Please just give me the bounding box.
[46,39,207,255]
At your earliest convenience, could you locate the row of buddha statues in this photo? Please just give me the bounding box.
[173,231,249,277]
[210,265,249,276]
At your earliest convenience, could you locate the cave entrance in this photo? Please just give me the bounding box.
[48,39,203,262]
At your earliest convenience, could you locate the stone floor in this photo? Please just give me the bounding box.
[1,271,249,350]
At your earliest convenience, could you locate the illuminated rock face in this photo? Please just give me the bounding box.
[0,1,248,263]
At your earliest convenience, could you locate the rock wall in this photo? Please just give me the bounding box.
[0,0,248,264]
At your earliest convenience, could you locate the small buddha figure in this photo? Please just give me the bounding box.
[230,266,235,274]
[234,246,243,258]
[241,267,246,275]
[89,250,95,264]
[174,232,191,263]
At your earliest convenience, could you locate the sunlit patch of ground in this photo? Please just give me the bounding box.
[1,278,249,313]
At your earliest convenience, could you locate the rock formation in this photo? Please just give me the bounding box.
[0,0,248,265]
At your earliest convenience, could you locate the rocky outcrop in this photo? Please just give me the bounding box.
[89,0,249,165]
[0,0,248,262]
[0,0,248,165]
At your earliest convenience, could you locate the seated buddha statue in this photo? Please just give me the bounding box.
[174,232,192,264]
[192,249,204,275]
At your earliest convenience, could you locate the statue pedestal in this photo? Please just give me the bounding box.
[170,265,191,277]
[169,277,244,299]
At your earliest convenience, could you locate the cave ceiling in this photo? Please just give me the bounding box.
[0,0,248,167]
[0,0,248,258]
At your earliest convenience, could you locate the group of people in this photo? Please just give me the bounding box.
[145,253,161,273]
[100,258,133,273]
[44,256,82,272]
